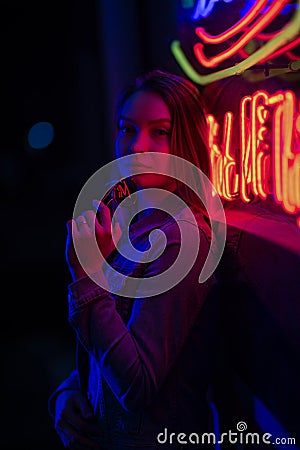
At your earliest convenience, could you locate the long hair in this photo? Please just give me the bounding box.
[115,69,211,214]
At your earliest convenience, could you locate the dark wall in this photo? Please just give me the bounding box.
[1,1,299,448]
[0,1,180,448]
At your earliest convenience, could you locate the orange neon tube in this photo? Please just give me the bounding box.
[195,0,268,45]
[194,0,289,68]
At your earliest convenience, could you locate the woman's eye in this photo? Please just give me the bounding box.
[153,129,170,137]
[119,125,134,135]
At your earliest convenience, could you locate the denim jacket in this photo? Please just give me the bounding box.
[49,206,221,449]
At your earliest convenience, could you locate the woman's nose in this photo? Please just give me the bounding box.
[129,131,147,153]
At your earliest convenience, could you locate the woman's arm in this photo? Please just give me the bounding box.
[68,221,215,412]
[48,369,81,418]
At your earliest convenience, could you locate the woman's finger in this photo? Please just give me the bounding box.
[95,201,112,230]
[82,210,98,229]
[75,215,90,230]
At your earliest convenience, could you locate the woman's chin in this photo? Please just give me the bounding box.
[131,174,176,191]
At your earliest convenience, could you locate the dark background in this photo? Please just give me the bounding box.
[0,1,180,448]
[1,1,300,449]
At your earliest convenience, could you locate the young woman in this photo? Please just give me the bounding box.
[49,70,221,449]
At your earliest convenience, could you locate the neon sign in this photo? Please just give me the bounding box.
[208,89,300,227]
[240,0,295,18]
[172,0,300,85]
[191,0,234,20]
[191,0,295,21]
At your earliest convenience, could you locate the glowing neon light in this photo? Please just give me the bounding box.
[207,113,238,200]
[191,0,233,20]
[190,0,295,21]
[194,0,289,68]
[195,0,268,45]
[237,36,300,65]
[240,0,295,18]
[259,36,300,63]
[273,91,300,214]
[171,0,300,85]
[256,30,283,40]
[287,50,300,61]
[207,90,300,226]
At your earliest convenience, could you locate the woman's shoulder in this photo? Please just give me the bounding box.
[161,206,212,245]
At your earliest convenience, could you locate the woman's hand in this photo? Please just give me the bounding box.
[54,390,101,449]
[66,202,122,282]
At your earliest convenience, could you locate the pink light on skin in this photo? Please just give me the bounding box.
[194,0,289,68]
[115,90,177,194]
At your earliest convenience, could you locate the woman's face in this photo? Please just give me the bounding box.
[115,90,176,191]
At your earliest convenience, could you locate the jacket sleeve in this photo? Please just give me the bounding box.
[48,369,81,419]
[68,220,215,412]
